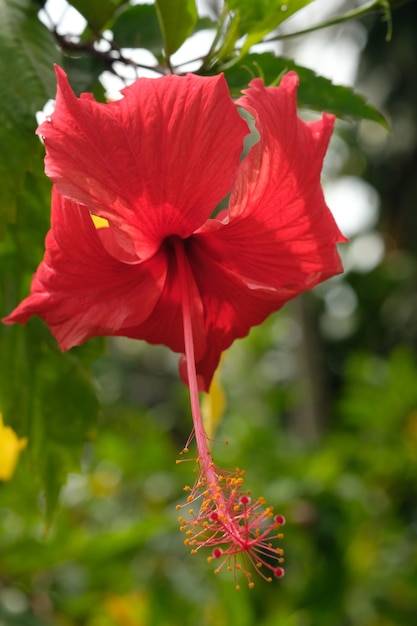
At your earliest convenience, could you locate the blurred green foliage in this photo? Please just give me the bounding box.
[1,0,417,625]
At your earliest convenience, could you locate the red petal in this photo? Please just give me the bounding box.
[121,242,206,366]
[3,188,166,349]
[186,73,346,389]
[180,237,291,391]
[199,72,345,290]
[38,67,248,260]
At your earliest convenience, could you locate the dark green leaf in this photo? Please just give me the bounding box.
[68,0,125,31]
[0,0,60,235]
[0,130,37,238]
[36,340,100,521]
[113,3,163,55]
[223,53,388,128]
[7,319,102,523]
[1,158,103,522]
[155,0,198,57]
[63,54,108,96]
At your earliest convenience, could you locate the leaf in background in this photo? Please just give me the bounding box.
[227,0,315,52]
[68,0,125,31]
[0,150,104,522]
[35,337,101,522]
[113,3,163,56]
[63,55,108,97]
[340,348,417,430]
[0,0,60,236]
[155,0,198,58]
[1,318,102,523]
[223,53,387,128]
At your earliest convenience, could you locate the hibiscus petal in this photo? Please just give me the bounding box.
[3,188,167,349]
[120,239,207,377]
[180,237,297,391]
[37,67,248,260]
[197,72,345,291]
[188,73,346,390]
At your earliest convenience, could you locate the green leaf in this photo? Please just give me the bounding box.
[0,0,60,236]
[35,339,100,521]
[113,3,163,55]
[68,0,125,31]
[63,54,108,97]
[227,0,316,51]
[155,0,198,57]
[0,157,103,522]
[0,130,37,238]
[1,317,102,523]
[340,347,417,430]
[223,53,388,128]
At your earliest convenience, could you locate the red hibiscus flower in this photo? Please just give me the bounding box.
[3,67,345,586]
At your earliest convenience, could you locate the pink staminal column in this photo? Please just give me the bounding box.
[173,237,286,589]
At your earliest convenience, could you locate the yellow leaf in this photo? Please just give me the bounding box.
[0,413,27,481]
[104,591,148,626]
[201,364,226,440]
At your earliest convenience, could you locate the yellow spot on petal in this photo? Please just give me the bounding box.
[91,214,109,229]
[0,414,27,481]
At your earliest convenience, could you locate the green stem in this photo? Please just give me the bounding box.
[264,0,392,44]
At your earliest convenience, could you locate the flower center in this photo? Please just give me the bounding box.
[172,237,285,588]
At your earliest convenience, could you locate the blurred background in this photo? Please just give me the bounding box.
[1,1,417,624]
